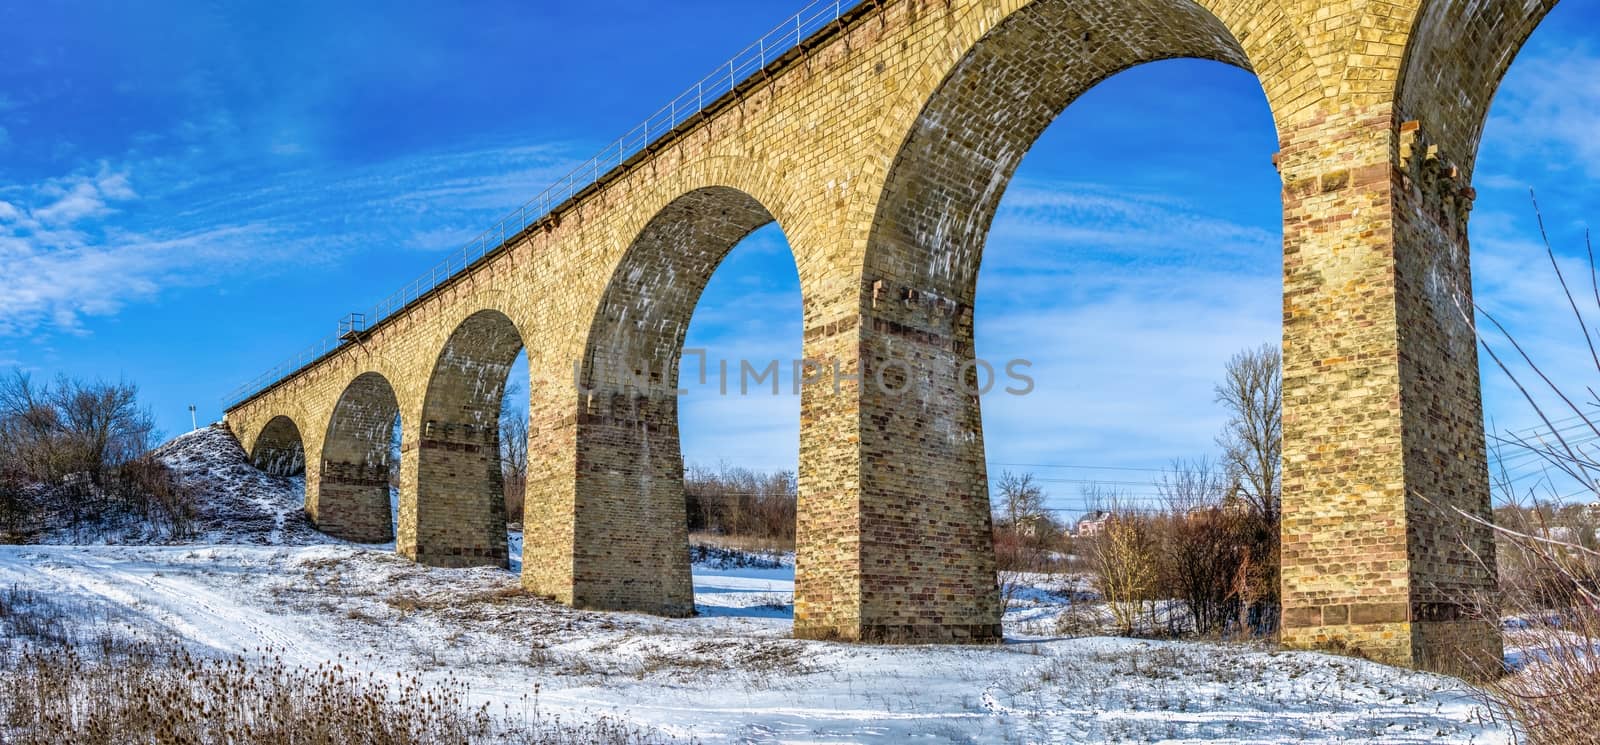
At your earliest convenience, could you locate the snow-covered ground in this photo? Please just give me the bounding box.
[0,543,1510,743]
[0,427,1513,743]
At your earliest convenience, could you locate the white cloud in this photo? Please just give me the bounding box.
[1481,44,1600,179]
[0,141,577,340]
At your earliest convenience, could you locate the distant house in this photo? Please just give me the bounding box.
[1076,511,1110,538]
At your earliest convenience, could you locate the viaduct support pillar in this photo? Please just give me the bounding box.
[1278,104,1500,677]
[521,372,694,617]
[795,282,1002,642]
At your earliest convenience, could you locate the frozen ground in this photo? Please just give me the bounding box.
[0,427,1512,743]
[0,544,1509,743]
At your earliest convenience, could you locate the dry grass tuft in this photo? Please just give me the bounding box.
[0,587,687,745]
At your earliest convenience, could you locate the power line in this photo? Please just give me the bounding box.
[989,461,1169,473]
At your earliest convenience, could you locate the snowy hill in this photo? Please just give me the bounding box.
[24,424,327,546]
[151,424,326,545]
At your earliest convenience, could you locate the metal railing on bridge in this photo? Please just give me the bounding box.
[223,0,867,410]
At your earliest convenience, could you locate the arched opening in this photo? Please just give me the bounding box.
[551,185,787,616]
[678,221,801,549]
[407,309,523,569]
[975,54,1283,607]
[250,415,306,477]
[500,350,531,570]
[841,0,1267,641]
[315,372,400,543]
[1467,0,1598,476]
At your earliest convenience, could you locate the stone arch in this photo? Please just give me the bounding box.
[405,309,524,568]
[547,184,786,616]
[250,415,305,477]
[313,372,400,543]
[867,0,1257,299]
[847,0,1319,234]
[795,0,1278,642]
[1394,0,1561,180]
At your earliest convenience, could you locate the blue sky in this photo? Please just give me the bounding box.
[3,1,1598,515]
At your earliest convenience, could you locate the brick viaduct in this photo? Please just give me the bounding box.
[225,0,1560,674]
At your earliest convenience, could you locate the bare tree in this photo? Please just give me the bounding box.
[1215,344,1282,525]
[0,370,62,480]
[994,470,1046,530]
[1154,458,1243,634]
[0,371,154,483]
[499,381,529,523]
[990,471,1062,608]
[684,462,797,549]
[51,376,154,482]
[1213,346,1283,632]
[1156,457,1226,514]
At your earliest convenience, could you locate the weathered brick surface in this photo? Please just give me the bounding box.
[227,0,1553,665]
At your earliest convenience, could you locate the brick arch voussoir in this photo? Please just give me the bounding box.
[859,0,1309,297]
[608,154,818,286]
[322,371,403,463]
[843,0,1319,289]
[416,299,531,425]
[248,411,310,477]
[574,154,815,384]
[1391,0,1560,179]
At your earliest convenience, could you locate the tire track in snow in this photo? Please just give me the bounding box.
[4,547,340,663]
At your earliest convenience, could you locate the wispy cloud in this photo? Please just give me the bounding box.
[1480,44,1600,181]
[0,141,579,339]
[987,180,1279,276]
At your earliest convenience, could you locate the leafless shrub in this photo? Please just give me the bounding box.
[1472,501,1599,743]
[1083,489,1159,635]
[688,542,785,570]
[1152,459,1249,635]
[1467,200,1600,742]
[0,371,194,542]
[993,471,1067,606]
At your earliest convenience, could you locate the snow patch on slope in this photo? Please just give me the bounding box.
[151,424,328,546]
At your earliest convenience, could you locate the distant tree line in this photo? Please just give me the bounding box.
[685,464,796,549]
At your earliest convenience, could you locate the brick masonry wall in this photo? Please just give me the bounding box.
[228,0,1558,666]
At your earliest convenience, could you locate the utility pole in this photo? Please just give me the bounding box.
[189,405,198,432]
